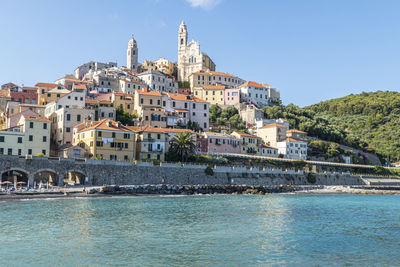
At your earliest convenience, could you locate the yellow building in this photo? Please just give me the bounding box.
[134,89,163,125]
[257,123,287,147]
[73,119,136,161]
[112,92,135,114]
[232,131,262,155]
[286,129,307,141]
[40,87,71,105]
[193,85,225,106]
[130,126,167,161]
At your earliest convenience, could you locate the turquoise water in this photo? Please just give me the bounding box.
[0,194,400,266]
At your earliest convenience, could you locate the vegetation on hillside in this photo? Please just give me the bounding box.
[263,91,400,162]
[116,106,137,126]
[209,105,247,132]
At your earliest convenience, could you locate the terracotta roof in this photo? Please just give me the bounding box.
[262,144,278,149]
[191,96,208,103]
[78,119,135,133]
[48,88,71,94]
[205,132,237,138]
[97,93,112,101]
[175,109,188,113]
[130,125,195,134]
[73,84,87,90]
[280,137,305,143]
[238,81,266,89]
[287,129,307,134]
[191,71,211,76]
[85,99,99,104]
[232,131,260,138]
[209,71,235,78]
[35,83,57,88]
[114,92,133,97]
[166,93,191,101]
[202,85,225,90]
[259,123,286,129]
[137,90,162,96]
[22,115,50,122]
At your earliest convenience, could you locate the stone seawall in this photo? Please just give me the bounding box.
[0,155,366,186]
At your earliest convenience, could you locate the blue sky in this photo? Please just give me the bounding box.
[1,0,400,106]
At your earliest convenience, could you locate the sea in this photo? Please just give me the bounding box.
[0,194,399,266]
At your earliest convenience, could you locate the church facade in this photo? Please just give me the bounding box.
[177,21,215,82]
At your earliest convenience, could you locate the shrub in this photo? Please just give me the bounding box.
[35,153,45,157]
[306,173,317,184]
[205,166,214,176]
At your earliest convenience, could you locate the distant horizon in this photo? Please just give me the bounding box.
[1,0,400,107]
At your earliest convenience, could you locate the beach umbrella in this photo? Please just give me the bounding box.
[17,181,26,185]
[2,181,12,184]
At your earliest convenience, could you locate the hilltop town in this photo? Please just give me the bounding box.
[0,21,365,166]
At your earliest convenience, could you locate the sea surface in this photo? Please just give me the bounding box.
[0,194,399,266]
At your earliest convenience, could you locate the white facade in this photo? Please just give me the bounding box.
[127,37,138,72]
[119,79,146,94]
[239,82,271,108]
[74,61,117,80]
[177,21,215,81]
[137,70,178,93]
[277,138,308,160]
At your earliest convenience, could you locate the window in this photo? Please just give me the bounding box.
[43,136,47,142]
[162,101,166,106]
[124,143,128,149]
[17,137,22,143]
[66,127,70,133]
[204,113,207,117]
[42,150,46,155]
[43,123,47,129]
[29,135,33,141]
[96,141,103,147]
[157,134,161,139]
[204,104,207,110]
[29,122,34,128]
[140,98,144,104]
[8,148,12,155]
[124,133,130,139]
[0,148,3,154]
[28,149,32,155]
[109,113,113,118]
[77,115,81,122]
[173,102,176,107]
[124,155,128,161]
[112,132,116,138]
[204,122,207,129]
[98,131,102,137]
[150,99,153,105]
[0,136,4,142]
[18,149,21,156]
[66,114,71,121]
[193,112,196,116]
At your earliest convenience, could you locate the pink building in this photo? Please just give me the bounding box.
[10,89,38,104]
[224,88,240,106]
[198,132,241,154]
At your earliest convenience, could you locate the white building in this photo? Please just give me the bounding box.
[127,36,138,72]
[177,21,216,81]
[137,69,178,93]
[238,81,272,108]
[119,79,146,94]
[277,138,308,160]
[74,61,117,80]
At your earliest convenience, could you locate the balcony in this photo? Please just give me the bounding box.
[142,138,155,142]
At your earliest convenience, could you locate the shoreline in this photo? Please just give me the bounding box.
[1,185,400,201]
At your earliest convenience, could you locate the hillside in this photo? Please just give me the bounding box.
[262,91,400,162]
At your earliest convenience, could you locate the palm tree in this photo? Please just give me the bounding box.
[169,132,196,162]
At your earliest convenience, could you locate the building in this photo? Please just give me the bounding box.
[193,85,225,106]
[224,88,241,106]
[188,71,245,90]
[132,126,167,161]
[55,77,94,90]
[286,129,307,141]
[40,86,70,105]
[164,93,210,130]
[111,92,135,114]
[127,36,138,72]
[261,144,278,157]
[177,21,215,81]
[0,115,50,157]
[119,79,146,94]
[73,119,136,161]
[254,118,289,131]
[196,132,241,154]
[154,57,176,76]
[256,123,287,147]
[277,138,308,160]
[239,104,264,127]
[74,61,117,80]
[238,81,271,108]
[137,69,178,93]
[10,87,38,105]
[231,131,262,155]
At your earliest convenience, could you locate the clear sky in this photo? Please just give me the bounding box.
[1,0,400,106]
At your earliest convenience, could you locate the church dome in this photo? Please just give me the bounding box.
[128,37,137,46]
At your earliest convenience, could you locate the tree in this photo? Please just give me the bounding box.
[116,106,137,126]
[169,132,196,162]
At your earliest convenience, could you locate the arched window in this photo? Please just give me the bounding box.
[181,38,183,45]
[133,50,135,55]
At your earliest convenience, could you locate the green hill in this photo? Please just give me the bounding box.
[262,91,400,162]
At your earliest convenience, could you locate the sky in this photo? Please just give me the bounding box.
[1,0,400,106]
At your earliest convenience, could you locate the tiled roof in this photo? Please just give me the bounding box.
[48,88,71,94]
[209,71,235,78]
[175,109,188,113]
[137,90,162,96]
[85,99,99,104]
[73,84,87,90]
[78,119,135,133]
[232,131,260,138]
[287,129,307,134]
[22,115,50,122]
[97,93,113,101]
[259,123,287,129]
[166,93,191,101]
[130,125,195,134]
[238,81,266,89]
[35,83,57,88]
[280,137,305,143]
[262,144,278,149]
[202,85,225,90]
